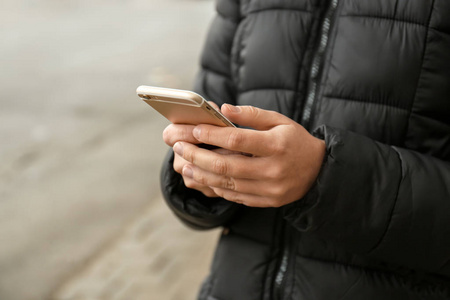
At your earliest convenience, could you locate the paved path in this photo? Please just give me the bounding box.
[0,0,217,299]
[52,196,220,300]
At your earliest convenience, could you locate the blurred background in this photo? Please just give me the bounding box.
[0,0,220,299]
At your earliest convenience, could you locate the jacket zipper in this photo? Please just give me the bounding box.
[272,1,340,299]
[273,221,290,300]
[301,0,339,130]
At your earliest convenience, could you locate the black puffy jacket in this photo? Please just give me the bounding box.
[161,0,450,299]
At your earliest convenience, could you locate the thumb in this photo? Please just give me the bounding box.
[221,104,290,130]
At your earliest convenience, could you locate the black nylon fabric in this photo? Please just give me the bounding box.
[160,0,450,299]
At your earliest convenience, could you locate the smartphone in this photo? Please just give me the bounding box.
[136,86,235,127]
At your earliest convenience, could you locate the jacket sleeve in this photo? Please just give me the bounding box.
[284,125,450,278]
[160,0,241,230]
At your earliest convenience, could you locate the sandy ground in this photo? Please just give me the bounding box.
[0,0,219,299]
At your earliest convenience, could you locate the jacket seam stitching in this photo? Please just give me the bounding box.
[403,0,436,146]
[341,14,449,35]
[408,111,450,127]
[245,7,312,16]
[340,14,428,27]
[297,252,402,279]
[299,252,450,290]
[322,95,411,111]
[239,88,297,94]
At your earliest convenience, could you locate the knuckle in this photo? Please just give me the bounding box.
[267,143,280,156]
[213,188,241,204]
[222,177,236,190]
[179,127,189,141]
[273,141,285,155]
[203,127,212,142]
[227,130,243,149]
[248,106,260,118]
[265,165,284,180]
[270,135,287,155]
[212,158,229,175]
[184,148,195,163]
[266,184,285,198]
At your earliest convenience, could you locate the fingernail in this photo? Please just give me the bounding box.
[183,166,193,178]
[173,142,183,156]
[193,127,201,140]
[224,104,241,113]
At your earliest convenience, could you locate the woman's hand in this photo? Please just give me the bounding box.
[172,104,326,207]
[163,123,220,197]
[162,102,240,198]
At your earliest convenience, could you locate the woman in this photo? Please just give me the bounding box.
[161,0,450,299]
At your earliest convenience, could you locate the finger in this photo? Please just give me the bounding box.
[221,104,291,130]
[184,164,284,198]
[163,124,199,146]
[211,187,273,208]
[211,148,243,155]
[182,175,219,198]
[174,142,262,179]
[183,164,241,192]
[173,152,188,174]
[176,155,219,197]
[193,125,277,157]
